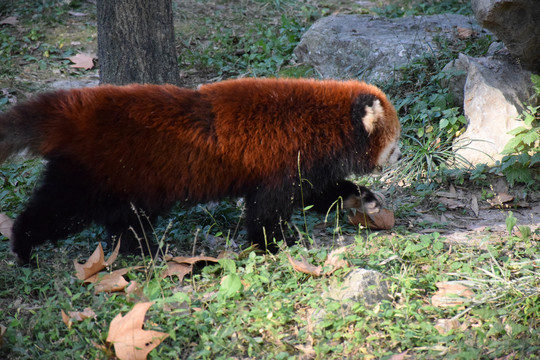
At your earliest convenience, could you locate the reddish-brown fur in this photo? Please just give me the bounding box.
[0,78,400,264]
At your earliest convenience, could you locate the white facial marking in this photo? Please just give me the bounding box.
[377,139,401,167]
[363,99,384,134]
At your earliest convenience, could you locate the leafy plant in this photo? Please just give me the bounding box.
[177,4,311,80]
[498,74,540,186]
[372,0,472,18]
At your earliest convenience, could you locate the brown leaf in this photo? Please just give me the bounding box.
[0,213,14,240]
[74,243,106,281]
[323,246,350,275]
[347,207,395,230]
[435,318,460,334]
[388,351,409,360]
[74,241,121,281]
[168,255,219,265]
[61,308,96,328]
[287,254,323,276]
[106,302,169,360]
[68,53,95,70]
[61,310,71,328]
[437,185,458,198]
[432,281,474,308]
[0,324,6,347]
[438,197,466,209]
[162,262,193,281]
[104,239,121,267]
[456,27,476,39]
[0,16,18,26]
[471,195,479,216]
[93,268,131,293]
[487,193,514,207]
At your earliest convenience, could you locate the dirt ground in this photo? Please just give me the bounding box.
[398,180,540,247]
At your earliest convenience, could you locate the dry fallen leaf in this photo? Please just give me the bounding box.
[437,185,458,198]
[0,213,14,240]
[432,281,474,308]
[167,255,219,265]
[287,254,323,277]
[435,318,460,334]
[487,192,514,207]
[74,241,121,281]
[388,350,409,360]
[161,255,219,281]
[61,308,96,328]
[323,246,350,275]
[92,268,131,293]
[0,16,18,26]
[106,302,169,360]
[456,27,476,39]
[162,262,193,281]
[347,207,395,230]
[68,53,95,70]
[471,194,479,217]
[0,324,5,347]
[438,197,466,209]
[73,241,141,293]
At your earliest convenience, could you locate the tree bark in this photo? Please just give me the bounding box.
[97,0,180,85]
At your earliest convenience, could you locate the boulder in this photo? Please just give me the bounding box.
[472,0,540,72]
[445,53,536,165]
[294,14,485,83]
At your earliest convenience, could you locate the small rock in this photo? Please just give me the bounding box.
[313,269,389,322]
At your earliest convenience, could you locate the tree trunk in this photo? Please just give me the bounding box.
[96,0,180,85]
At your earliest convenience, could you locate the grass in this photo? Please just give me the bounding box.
[1,0,539,359]
[1,221,538,358]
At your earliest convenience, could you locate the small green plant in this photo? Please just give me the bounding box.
[372,0,472,18]
[505,211,533,241]
[498,74,540,187]
[383,34,489,184]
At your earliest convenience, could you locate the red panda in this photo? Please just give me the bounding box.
[0,78,401,264]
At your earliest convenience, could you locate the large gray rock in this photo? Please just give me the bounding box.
[446,53,536,165]
[472,0,540,72]
[294,14,484,82]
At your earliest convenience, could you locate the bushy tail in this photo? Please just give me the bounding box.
[0,102,45,165]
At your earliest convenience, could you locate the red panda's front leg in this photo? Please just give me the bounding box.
[308,180,382,215]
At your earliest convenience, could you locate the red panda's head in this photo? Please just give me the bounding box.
[351,87,401,170]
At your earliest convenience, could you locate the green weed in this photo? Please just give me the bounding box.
[497,74,540,187]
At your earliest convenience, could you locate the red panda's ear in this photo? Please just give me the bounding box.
[362,99,384,134]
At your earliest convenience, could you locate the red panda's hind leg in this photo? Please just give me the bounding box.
[10,158,94,265]
[10,157,163,265]
[244,190,296,253]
